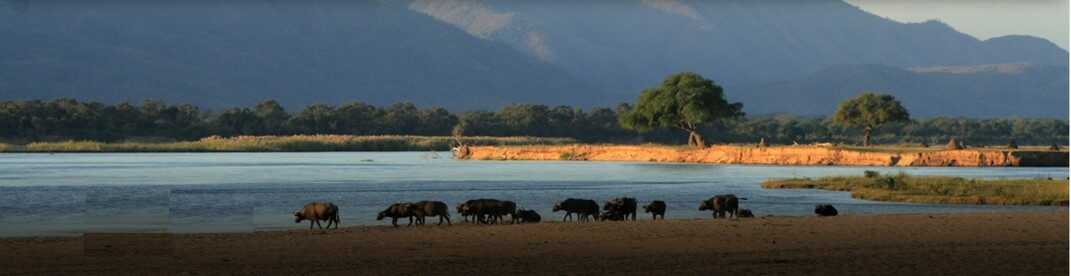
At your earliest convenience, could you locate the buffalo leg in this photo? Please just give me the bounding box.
[391,217,399,227]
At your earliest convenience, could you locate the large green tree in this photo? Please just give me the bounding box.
[619,72,743,148]
[832,92,910,146]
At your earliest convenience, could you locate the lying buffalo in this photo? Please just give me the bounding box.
[553,198,599,223]
[643,200,666,220]
[377,203,416,227]
[514,209,541,223]
[699,194,740,219]
[294,202,341,229]
[603,197,638,221]
[738,209,755,218]
[411,201,451,226]
[814,204,838,217]
[600,211,626,221]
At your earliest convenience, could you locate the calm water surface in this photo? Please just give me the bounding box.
[0,152,1066,236]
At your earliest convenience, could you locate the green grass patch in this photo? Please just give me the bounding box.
[762,173,1069,206]
[558,150,590,161]
[0,135,576,153]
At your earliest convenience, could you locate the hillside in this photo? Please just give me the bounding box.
[0,1,608,109]
[0,0,1066,117]
[413,0,1068,93]
[735,64,1069,117]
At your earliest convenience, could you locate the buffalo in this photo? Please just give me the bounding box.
[491,200,518,224]
[600,211,626,221]
[514,209,542,223]
[738,209,755,218]
[294,202,340,229]
[457,199,515,224]
[377,203,417,227]
[643,200,667,220]
[814,204,838,217]
[411,201,452,226]
[553,198,599,223]
[603,197,638,221]
[699,194,740,219]
[456,201,476,222]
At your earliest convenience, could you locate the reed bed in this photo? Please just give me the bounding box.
[0,135,577,153]
[762,172,1069,206]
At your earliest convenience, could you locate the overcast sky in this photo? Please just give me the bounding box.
[846,0,1069,49]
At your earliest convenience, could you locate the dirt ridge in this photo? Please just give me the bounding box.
[457,144,1069,167]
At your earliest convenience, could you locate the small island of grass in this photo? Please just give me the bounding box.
[762,172,1069,206]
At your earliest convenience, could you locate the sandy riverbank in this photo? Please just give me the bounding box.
[1,212,1066,275]
[457,144,1069,167]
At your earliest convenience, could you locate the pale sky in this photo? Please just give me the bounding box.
[846,0,1069,49]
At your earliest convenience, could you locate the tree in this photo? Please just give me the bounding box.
[290,104,339,134]
[254,100,290,135]
[619,72,743,148]
[214,108,260,136]
[831,92,910,146]
[336,102,380,135]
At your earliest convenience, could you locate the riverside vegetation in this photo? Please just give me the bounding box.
[0,135,575,152]
[762,172,1069,205]
[0,98,1066,148]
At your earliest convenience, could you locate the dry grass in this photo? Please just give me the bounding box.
[834,144,1065,153]
[0,135,576,153]
[763,173,1069,206]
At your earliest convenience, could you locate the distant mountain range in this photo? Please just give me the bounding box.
[1,0,1067,117]
[736,64,1068,117]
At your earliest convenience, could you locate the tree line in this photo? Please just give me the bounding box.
[0,97,1065,146]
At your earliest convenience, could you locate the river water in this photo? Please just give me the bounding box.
[0,152,1065,236]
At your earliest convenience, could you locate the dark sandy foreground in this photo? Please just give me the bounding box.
[1,212,1067,275]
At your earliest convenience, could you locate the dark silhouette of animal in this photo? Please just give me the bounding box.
[738,209,754,218]
[457,199,495,224]
[457,199,515,224]
[553,198,599,222]
[456,202,475,222]
[600,210,626,221]
[377,203,417,227]
[814,204,838,217]
[699,194,740,219]
[643,200,667,220]
[294,202,340,229]
[603,197,638,221]
[411,201,451,226]
[490,200,518,224]
[515,209,541,223]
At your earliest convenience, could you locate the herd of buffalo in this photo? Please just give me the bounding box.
[293,195,841,229]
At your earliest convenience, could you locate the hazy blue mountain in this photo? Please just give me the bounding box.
[1,0,1067,117]
[412,0,1067,93]
[0,1,608,109]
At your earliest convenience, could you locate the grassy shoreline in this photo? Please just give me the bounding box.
[763,172,1069,205]
[0,135,577,153]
